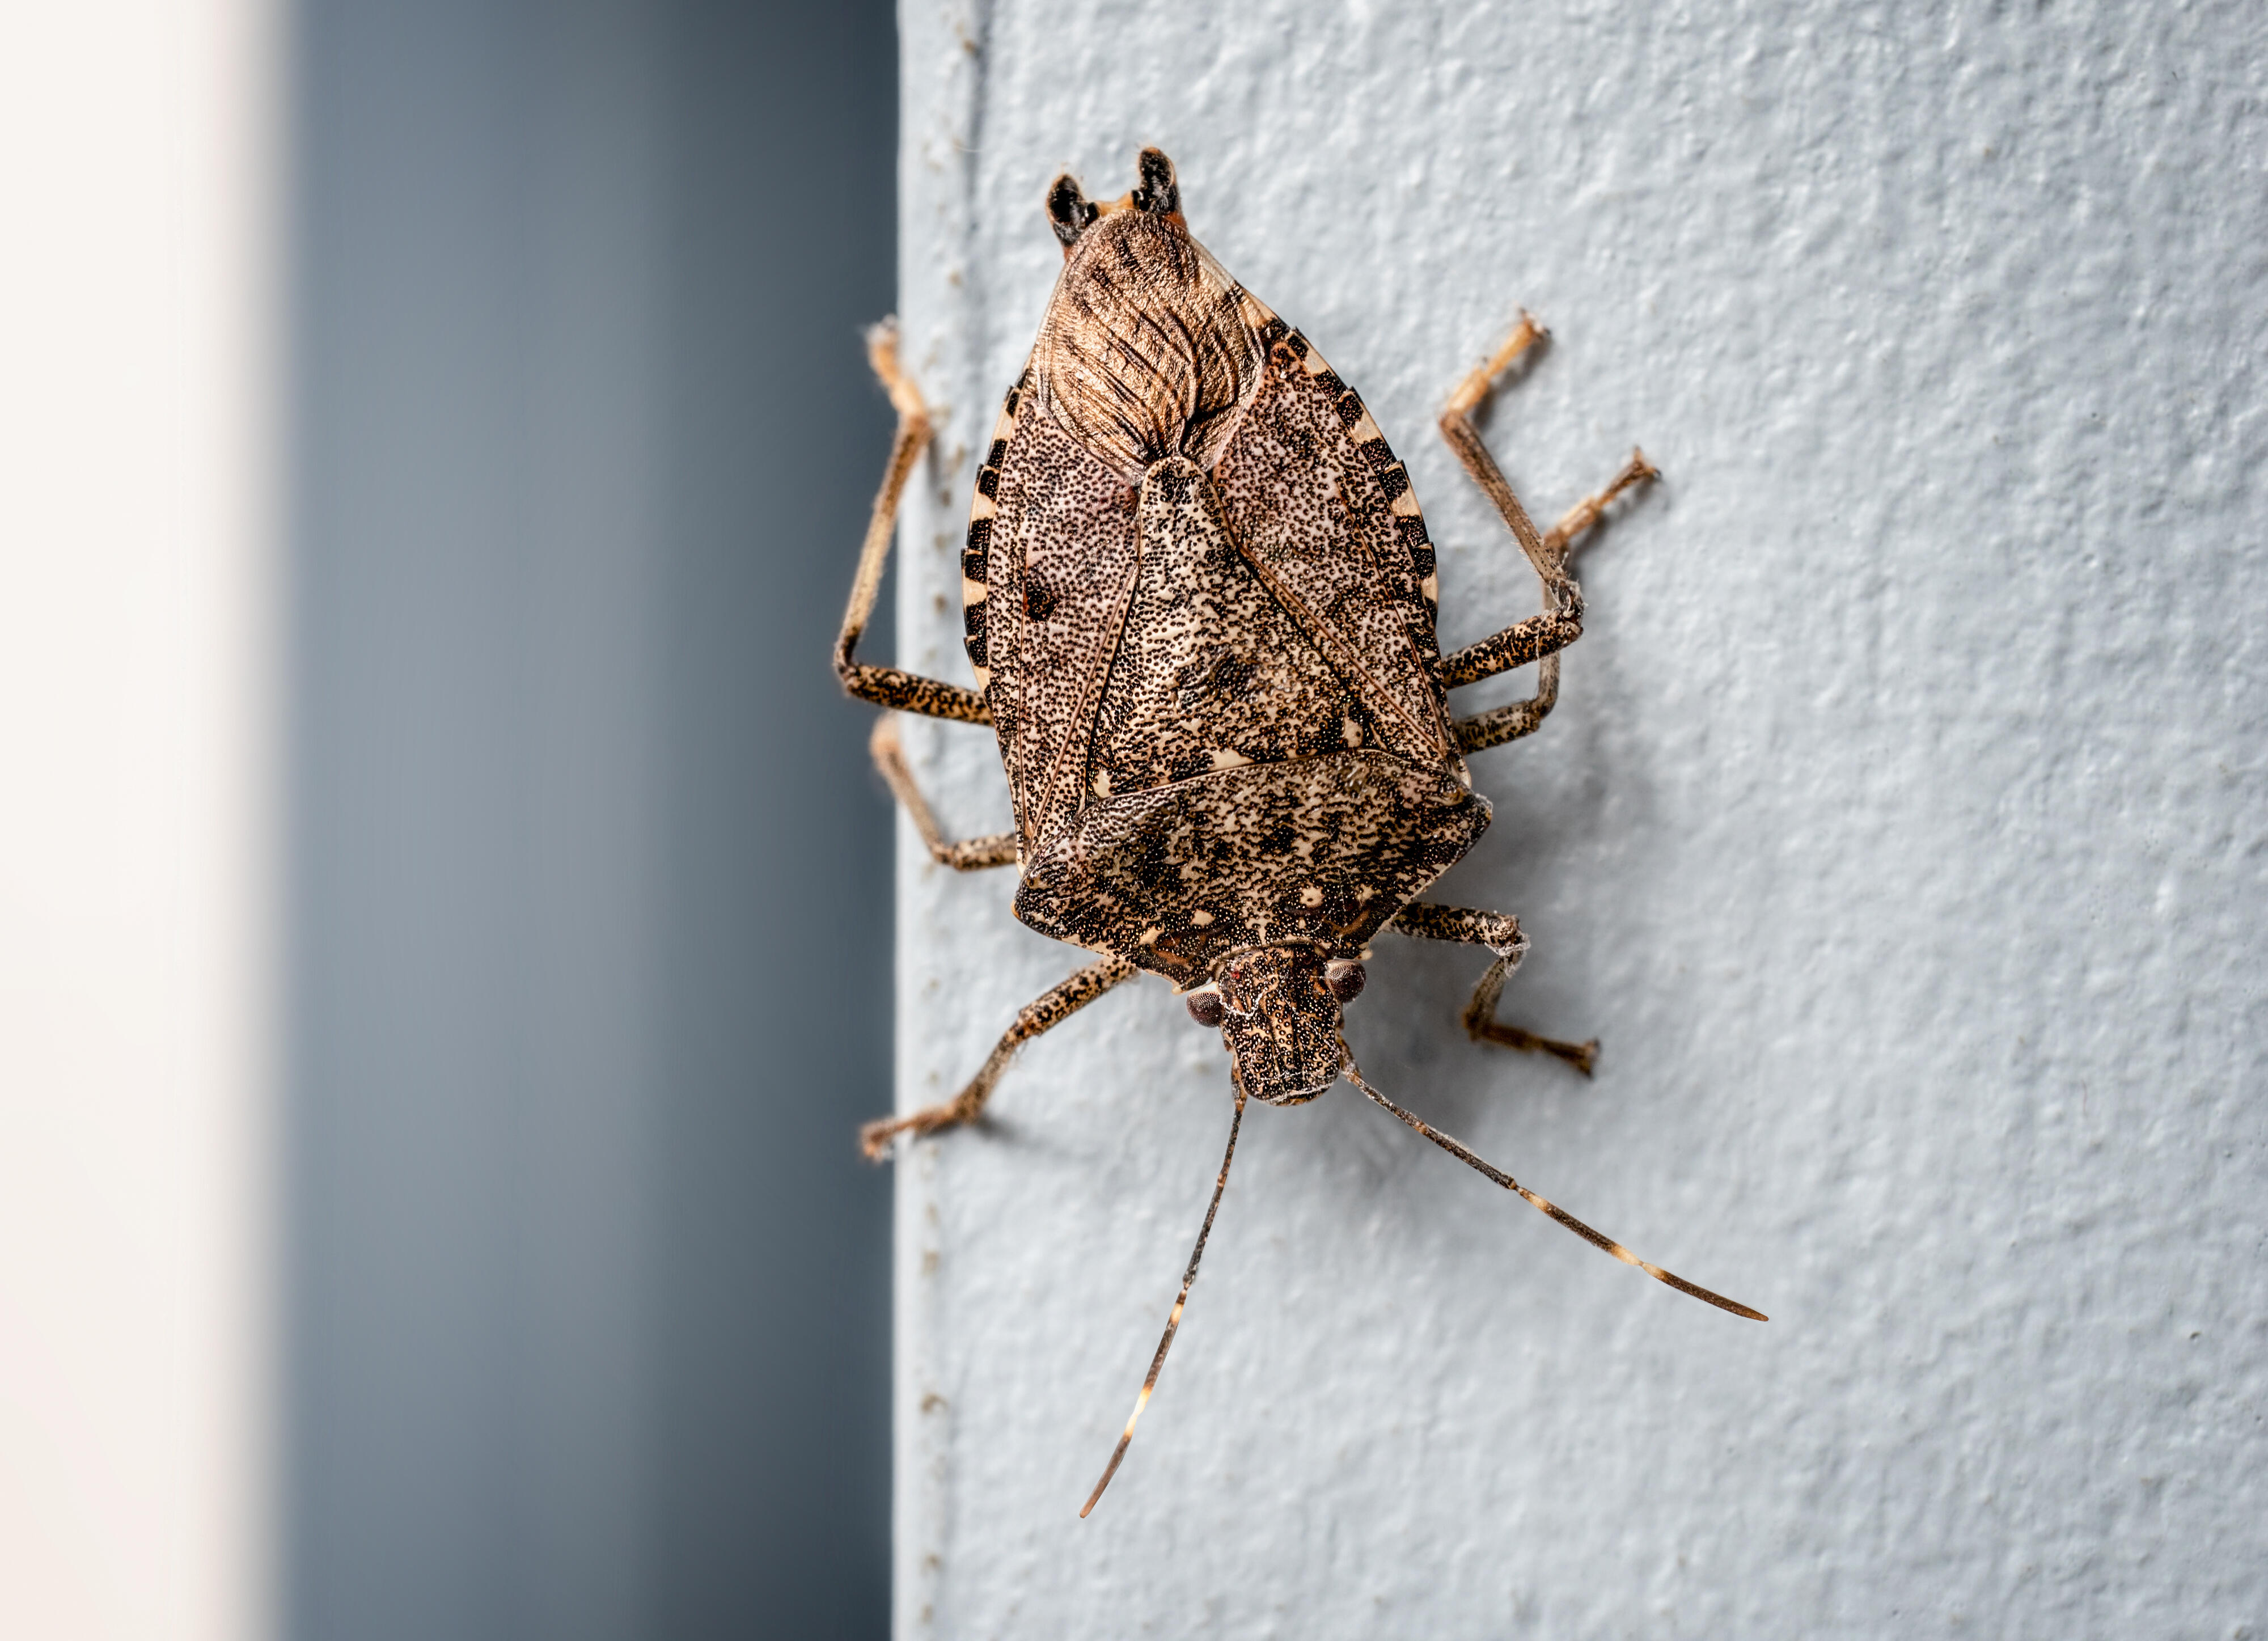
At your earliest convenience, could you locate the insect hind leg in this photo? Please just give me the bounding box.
[1446,456,1653,752]
[860,955,1139,1158]
[869,716,1018,871]
[835,319,993,725]
[1435,311,1657,755]
[1390,902,1598,1077]
[1437,310,1560,585]
[1539,449,1657,563]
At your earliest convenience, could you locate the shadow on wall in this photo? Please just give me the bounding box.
[290,2,898,1636]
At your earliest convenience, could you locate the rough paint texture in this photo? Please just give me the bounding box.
[888,4,2268,1635]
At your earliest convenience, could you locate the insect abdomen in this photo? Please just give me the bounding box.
[1033,212,1262,483]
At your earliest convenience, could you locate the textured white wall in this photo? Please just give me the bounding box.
[886,4,2266,1634]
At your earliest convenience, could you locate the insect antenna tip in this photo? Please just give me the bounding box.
[1340,1053,1765,1322]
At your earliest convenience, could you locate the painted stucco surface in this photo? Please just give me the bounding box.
[883,5,2267,1634]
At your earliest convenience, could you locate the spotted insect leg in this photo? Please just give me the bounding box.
[835,319,993,725]
[1433,312,1658,753]
[1390,902,1597,1076]
[859,955,1140,1158]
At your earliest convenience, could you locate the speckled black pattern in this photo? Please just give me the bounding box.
[1086,456,1368,796]
[981,385,1141,849]
[976,176,1503,1021]
[1212,341,1453,764]
[843,154,1758,1516]
[843,665,992,724]
[1213,946,1344,1106]
[855,149,1653,1118]
[1014,750,1488,989]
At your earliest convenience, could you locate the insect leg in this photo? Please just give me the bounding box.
[859,955,1140,1158]
[1448,455,1653,753]
[1437,602,1583,692]
[835,319,992,725]
[869,715,1018,871]
[1537,449,1658,562]
[1435,312,1657,754]
[1437,310,1562,584]
[1390,902,1598,1076]
[1439,451,1658,694]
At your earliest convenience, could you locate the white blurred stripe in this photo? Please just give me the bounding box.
[0,2,278,1638]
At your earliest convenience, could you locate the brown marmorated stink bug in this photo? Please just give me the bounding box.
[836,148,1764,1516]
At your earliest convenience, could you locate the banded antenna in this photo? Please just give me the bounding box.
[1080,1080,1247,1517]
[1342,1050,1766,1321]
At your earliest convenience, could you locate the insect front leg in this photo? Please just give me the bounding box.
[835,319,992,725]
[1434,312,1658,754]
[860,955,1140,1158]
[868,716,1018,870]
[1390,902,1598,1077]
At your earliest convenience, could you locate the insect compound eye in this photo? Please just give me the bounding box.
[1325,961,1366,1004]
[1046,174,1098,247]
[1131,147,1179,216]
[1184,987,1226,1028]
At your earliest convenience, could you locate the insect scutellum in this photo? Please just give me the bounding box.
[833,144,1760,1517]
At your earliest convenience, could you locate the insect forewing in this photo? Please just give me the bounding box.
[1212,299,1459,764]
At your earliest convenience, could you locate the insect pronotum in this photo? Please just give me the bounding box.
[835,147,1764,1517]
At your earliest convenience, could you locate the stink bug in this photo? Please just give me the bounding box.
[836,147,1763,1515]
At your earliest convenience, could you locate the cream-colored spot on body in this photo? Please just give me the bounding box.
[1208,748,1250,769]
[1298,886,1324,907]
[1355,884,1377,903]
[968,490,997,521]
[1139,927,1160,946]
[961,576,987,606]
[1347,409,1382,445]
[972,664,992,690]
[1342,717,1363,748]
[1191,910,1215,927]
[1420,574,1440,602]
[1093,769,1112,797]
[1390,489,1424,518]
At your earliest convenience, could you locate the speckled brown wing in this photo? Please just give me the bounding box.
[1211,295,1459,769]
[966,230,1468,896]
[961,365,1145,856]
[1085,456,1367,798]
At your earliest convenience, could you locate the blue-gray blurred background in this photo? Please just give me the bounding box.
[289,1,896,1635]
